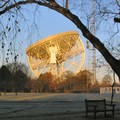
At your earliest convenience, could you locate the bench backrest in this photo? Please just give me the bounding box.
[85,99,106,110]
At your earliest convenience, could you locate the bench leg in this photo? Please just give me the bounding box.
[112,110,114,117]
[104,111,107,117]
[94,106,97,118]
[94,113,96,118]
[85,111,88,117]
[113,106,115,117]
[104,110,115,117]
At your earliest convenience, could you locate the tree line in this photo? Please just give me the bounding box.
[0,63,29,94]
[0,63,114,95]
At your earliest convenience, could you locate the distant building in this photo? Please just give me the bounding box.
[100,84,120,94]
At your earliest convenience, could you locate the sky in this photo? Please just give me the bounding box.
[17,6,110,81]
[22,7,107,82]
[0,1,119,83]
[23,6,87,78]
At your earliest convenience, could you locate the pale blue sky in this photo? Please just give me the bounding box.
[0,1,119,82]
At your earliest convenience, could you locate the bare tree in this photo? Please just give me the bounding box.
[114,0,120,23]
[101,74,112,85]
[0,65,13,94]
[0,0,120,80]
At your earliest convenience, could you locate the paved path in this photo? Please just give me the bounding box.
[0,93,120,120]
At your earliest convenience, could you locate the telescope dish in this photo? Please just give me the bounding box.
[26,31,85,78]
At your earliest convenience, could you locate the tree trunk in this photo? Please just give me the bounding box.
[111,72,115,104]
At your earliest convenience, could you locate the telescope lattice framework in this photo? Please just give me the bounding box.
[26,31,85,78]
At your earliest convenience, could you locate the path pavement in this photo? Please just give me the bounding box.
[0,93,120,120]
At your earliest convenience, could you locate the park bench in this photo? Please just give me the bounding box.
[85,99,116,118]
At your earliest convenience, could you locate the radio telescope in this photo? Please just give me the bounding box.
[26,31,85,78]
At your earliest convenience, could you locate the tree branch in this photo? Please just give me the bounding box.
[0,0,42,15]
[114,17,120,23]
[0,0,10,8]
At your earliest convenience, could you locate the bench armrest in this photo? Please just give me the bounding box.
[106,104,116,107]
